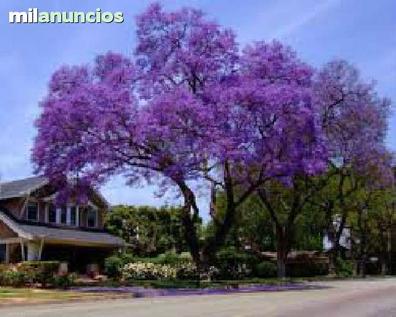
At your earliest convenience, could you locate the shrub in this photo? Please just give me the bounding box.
[104,253,136,278]
[108,252,198,280]
[335,258,354,277]
[0,261,60,288]
[175,262,199,280]
[18,261,60,287]
[52,273,77,289]
[0,271,29,287]
[253,261,277,278]
[157,251,191,265]
[104,255,125,278]
[214,248,258,279]
[122,262,177,280]
[120,253,136,264]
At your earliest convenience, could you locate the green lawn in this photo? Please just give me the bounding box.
[0,287,126,304]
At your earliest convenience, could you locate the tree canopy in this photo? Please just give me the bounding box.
[32,3,392,273]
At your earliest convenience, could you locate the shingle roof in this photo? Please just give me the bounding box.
[0,176,109,207]
[18,224,126,247]
[0,176,48,200]
[0,208,125,247]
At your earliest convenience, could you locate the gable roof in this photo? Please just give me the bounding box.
[0,176,49,200]
[0,176,109,207]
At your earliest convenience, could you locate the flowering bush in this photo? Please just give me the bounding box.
[122,262,177,280]
[121,261,222,281]
[175,262,199,280]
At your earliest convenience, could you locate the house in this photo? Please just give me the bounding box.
[323,215,352,258]
[0,176,125,271]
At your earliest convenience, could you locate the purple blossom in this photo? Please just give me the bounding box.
[32,4,391,264]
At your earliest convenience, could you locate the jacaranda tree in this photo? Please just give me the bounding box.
[33,3,389,274]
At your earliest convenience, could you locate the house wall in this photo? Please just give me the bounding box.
[0,198,49,223]
[38,201,46,222]
[98,209,105,228]
[78,207,105,229]
[0,197,106,229]
[0,221,17,239]
[0,198,25,219]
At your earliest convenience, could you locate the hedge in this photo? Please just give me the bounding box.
[0,261,61,287]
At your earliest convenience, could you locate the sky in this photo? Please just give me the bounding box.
[0,0,395,212]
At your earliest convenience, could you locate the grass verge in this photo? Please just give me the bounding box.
[0,287,129,305]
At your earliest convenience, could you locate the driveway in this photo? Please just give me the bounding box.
[0,278,395,317]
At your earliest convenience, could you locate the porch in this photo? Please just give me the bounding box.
[0,210,125,271]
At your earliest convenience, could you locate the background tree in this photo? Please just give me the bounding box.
[251,59,391,277]
[105,205,189,256]
[314,59,390,259]
[345,153,395,276]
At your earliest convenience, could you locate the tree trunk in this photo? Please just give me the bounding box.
[277,253,287,279]
[276,225,289,279]
[380,257,387,276]
[387,227,392,275]
[177,176,241,274]
[176,181,202,269]
[328,249,337,276]
[356,207,368,278]
[358,257,366,277]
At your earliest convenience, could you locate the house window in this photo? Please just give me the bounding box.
[87,208,97,228]
[48,204,57,223]
[27,203,39,222]
[60,206,67,224]
[70,206,77,226]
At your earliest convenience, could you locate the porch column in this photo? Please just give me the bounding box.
[76,206,80,227]
[66,206,71,225]
[5,243,10,264]
[27,241,41,261]
[56,207,61,224]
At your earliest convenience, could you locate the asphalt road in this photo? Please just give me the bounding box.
[1,278,396,317]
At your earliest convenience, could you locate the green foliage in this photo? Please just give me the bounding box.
[253,262,277,278]
[105,205,189,256]
[104,255,125,278]
[335,258,354,277]
[156,251,181,265]
[157,251,192,265]
[0,271,28,287]
[0,262,60,288]
[104,253,136,278]
[51,273,77,289]
[18,261,60,286]
[175,262,199,280]
[214,247,259,279]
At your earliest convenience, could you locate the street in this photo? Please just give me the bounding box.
[1,279,395,317]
